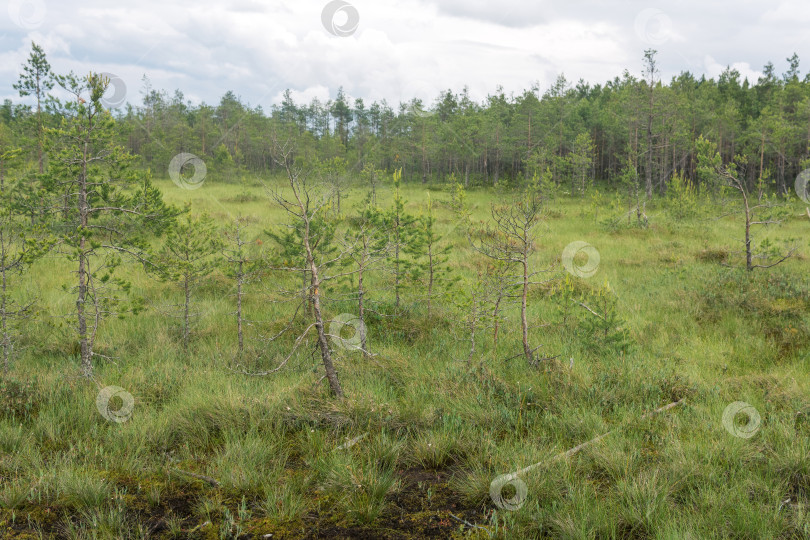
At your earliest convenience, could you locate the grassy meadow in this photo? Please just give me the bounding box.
[1,174,810,539]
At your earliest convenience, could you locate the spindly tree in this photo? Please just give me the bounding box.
[156,212,222,354]
[384,168,415,309]
[319,156,348,215]
[14,42,53,174]
[266,139,346,398]
[470,189,547,365]
[221,217,264,356]
[405,194,455,317]
[342,196,388,354]
[642,49,659,200]
[47,72,177,377]
[571,132,596,196]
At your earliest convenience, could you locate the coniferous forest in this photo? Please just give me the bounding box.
[1,31,810,539]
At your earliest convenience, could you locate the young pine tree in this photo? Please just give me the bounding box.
[221,217,264,356]
[319,156,349,215]
[156,212,222,355]
[384,168,416,309]
[470,189,547,366]
[361,162,382,205]
[48,72,177,377]
[405,194,456,317]
[342,195,388,355]
[13,41,53,175]
[267,140,346,398]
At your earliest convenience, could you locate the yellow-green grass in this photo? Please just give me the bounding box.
[1,174,809,538]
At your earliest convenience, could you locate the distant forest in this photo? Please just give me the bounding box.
[3,47,810,196]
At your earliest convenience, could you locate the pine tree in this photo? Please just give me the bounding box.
[470,189,548,365]
[155,212,222,354]
[405,194,455,317]
[48,72,178,377]
[221,217,264,356]
[342,195,388,354]
[13,42,53,175]
[384,168,415,309]
[266,140,345,398]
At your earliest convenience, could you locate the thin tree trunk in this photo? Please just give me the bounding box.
[493,294,502,348]
[427,243,434,317]
[78,132,92,377]
[236,261,243,354]
[1,230,9,374]
[358,257,367,356]
[37,82,43,175]
[78,240,91,376]
[521,251,531,364]
[646,88,654,200]
[183,273,190,354]
[759,132,765,183]
[394,219,401,309]
[743,190,752,271]
[308,248,343,398]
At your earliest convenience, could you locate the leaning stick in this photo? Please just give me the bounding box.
[498,398,685,482]
[171,468,221,487]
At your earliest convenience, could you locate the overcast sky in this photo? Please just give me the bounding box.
[1,0,808,110]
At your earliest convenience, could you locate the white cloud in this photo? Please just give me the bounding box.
[704,55,763,84]
[0,0,805,108]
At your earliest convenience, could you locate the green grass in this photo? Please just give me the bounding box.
[1,174,809,538]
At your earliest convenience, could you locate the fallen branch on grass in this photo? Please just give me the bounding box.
[494,398,685,484]
[171,468,221,487]
[449,513,492,534]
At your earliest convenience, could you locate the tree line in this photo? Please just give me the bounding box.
[6,45,810,197]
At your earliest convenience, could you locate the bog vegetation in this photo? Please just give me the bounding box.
[0,43,809,538]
